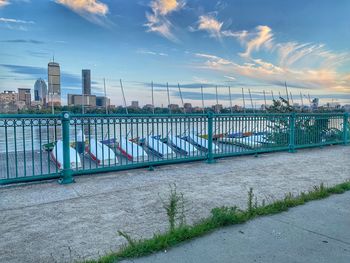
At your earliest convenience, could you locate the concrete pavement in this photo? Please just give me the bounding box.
[125,191,350,263]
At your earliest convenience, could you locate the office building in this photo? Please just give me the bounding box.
[0,90,17,104]
[18,88,31,106]
[96,96,110,108]
[68,94,96,107]
[34,78,47,104]
[82,69,91,95]
[131,101,139,108]
[48,61,61,106]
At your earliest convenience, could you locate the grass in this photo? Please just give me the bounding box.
[83,181,350,263]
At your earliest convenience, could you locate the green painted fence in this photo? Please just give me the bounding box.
[0,112,348,185]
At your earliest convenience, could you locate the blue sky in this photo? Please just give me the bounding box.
[0,0,349,107]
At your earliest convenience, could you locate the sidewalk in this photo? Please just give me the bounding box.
[125,191,350,263]
[0,145,349,262]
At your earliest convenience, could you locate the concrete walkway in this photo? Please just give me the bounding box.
[125,191,350,263]
[0,146,349,262]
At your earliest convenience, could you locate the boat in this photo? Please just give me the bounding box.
[218,135,270,149]
[167,135,198,156]
[86,138,118,165]
[183,131,220,152]
[145,135,176,158]
[117,137,148,162]
[50,140,82,169]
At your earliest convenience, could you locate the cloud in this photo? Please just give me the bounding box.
[196,15,223,39]
[0,17,35,30]
[238,25,274,58]
[0,64,89,88]
[0,0,9,8]
[55,0,110,26]
[1,39,44,44]
[145,0,184,41]
[194,49,350,92]
[136,49,168,56]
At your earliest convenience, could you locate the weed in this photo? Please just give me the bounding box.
[85,181,350,263]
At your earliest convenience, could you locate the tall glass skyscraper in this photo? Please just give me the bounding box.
[34,78,47,104]
[82,69,91,95]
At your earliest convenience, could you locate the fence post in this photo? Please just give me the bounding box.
[344,112,349,145]
[207,112,215,163]
[289,112,296,153]
[59,111,74,184]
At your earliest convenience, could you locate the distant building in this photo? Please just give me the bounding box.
[131,101,139,108]
[68,94,96,107]
[48,61,61,106]
[0,90,17,104]
[96,96,110,108]
[311,98,319,110]
[82,69,91,95]
[34,78,47,104]
[184,103,192,112]
[342,105,350,112]
[168,104,179,111]
[18,88,31,106]
[212,104,223,113]
[143,104,154,110]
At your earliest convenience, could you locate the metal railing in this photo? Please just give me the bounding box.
[0,112,348,185]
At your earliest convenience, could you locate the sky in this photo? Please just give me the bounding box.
[0,0,350,107]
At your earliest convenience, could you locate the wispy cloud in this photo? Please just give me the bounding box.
[136,49,168,56]
[0,0,10,8]
[0,39,44,44]
[195,15,223,39]
[55,0,110,27]
[0,17,35,30]
[145,0,184,41]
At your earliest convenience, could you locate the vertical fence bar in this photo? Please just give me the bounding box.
[207,112,215,163]
[344,112,349,145]
[289,113,296,153]
[59,112,74,184]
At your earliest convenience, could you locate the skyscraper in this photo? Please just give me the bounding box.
[48,61,61,106]
[34,78,47,104]
[82,69,91,95]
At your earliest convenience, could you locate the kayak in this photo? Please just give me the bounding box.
[50,140,82,169]
[117,137,148,162]
[145,135,176,158]
[86,138,118,165]
[167,135,198,156]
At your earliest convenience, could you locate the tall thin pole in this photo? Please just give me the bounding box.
[285,81,290,104]
[50,76,54,114]
[119,79,128,114]
[166,82,171,114]
[228,86,233,114]
[215,85,219,105]
[300,92,304,108]
[151,81,155,114]
[289,91,294,105]
[271,90,275,101]
[201,85,205,114]
[242,88,246,113]
[103,78,108,114]
[263,90,267,111]
[248,89,255,113]
[178,83,185,113]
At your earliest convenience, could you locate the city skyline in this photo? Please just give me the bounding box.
[0,0,350,107]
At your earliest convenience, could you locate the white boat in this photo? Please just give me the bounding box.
[117,137,148,162]
[219,135,270,149]
[184,131,220,152]
[50,140,82,169]
[86,138,118,165]
[145,135,175,158]
[167,135,198,156]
